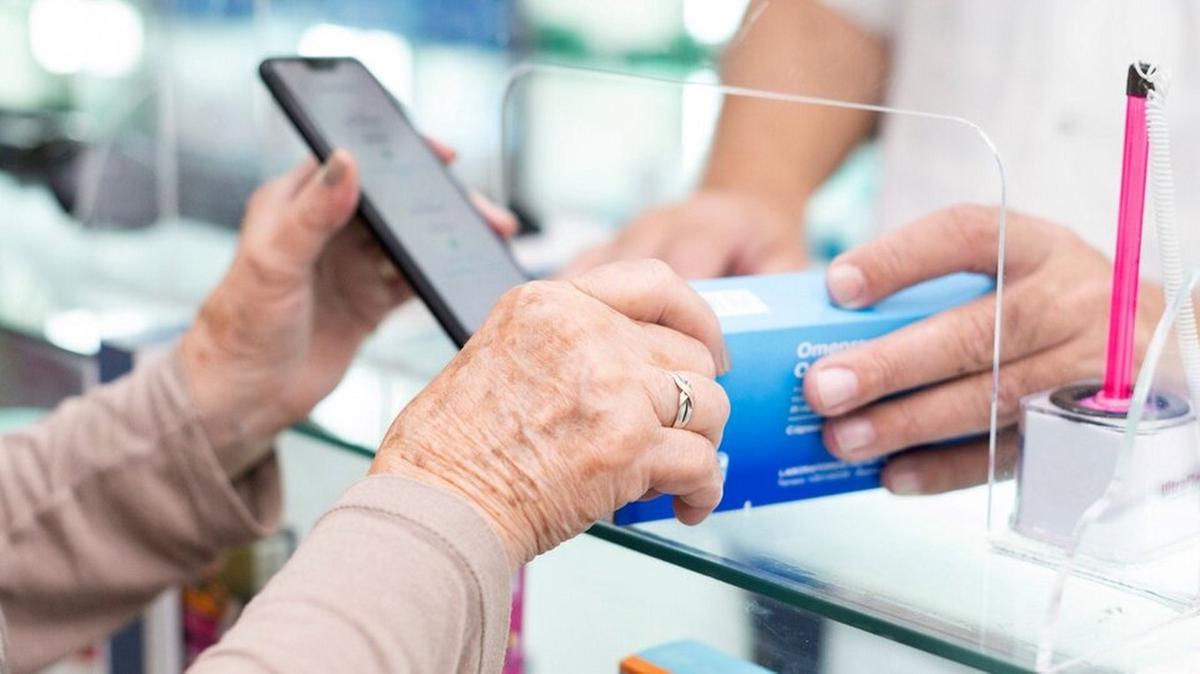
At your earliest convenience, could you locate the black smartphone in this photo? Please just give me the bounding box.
[259,56,528,347]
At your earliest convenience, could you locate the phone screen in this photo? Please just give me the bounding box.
[264,58,527,339]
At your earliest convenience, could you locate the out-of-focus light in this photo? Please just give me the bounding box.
[44,309,100,354]
[29,0,144,77]
[297,23,414,102]
[44,307,155,355]
[683,0,751,45]
[522,0,681,53]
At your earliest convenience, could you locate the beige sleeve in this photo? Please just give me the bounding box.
[0,349,281,674]
[190,475,514,674]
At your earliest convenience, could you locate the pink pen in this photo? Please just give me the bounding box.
[1012,63,1200,563]
[1086,64,1154,413]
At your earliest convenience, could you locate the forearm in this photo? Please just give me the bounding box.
[191,476,513,674]
[702,0,889,220]
[0,349,280,672]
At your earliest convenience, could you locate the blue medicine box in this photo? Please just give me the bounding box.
[614,270,994,525]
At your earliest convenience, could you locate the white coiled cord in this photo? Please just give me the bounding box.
[1141,64,1200,405]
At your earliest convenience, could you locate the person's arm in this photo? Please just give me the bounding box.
[703,0,890,222]
[0,351,280,674]
[195,259,732,673]
[0,145,515,673]
[565,0,889,278]
[189,476,512,674]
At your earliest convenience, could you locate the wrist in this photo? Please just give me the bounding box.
[370,443,541,570]
[177,333,278,477]
[695,182,809,227]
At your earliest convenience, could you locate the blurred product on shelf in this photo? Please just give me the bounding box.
[620,640,774,674]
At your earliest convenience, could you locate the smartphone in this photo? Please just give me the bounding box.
[259,56,528,347]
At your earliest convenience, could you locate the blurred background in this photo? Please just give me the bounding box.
[0,4,920,674]
[0,0,880,407]
[4,3,1152,674]
[0,0,754,226]
[6,4,1200,674]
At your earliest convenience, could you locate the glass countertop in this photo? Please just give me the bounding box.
[6,177,1200,674]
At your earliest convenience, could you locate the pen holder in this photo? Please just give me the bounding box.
[1014,381,1200,563]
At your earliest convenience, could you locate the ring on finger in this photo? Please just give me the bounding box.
[670,371,695,429]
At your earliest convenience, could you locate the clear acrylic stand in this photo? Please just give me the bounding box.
[1024,271,1200,672]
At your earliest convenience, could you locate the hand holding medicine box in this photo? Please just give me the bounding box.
[614,270,994,525]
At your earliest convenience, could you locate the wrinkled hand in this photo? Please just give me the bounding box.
[804,205,1162,495]
[371,259,733,568]
[180,145,516,474]
[563,190,806,279]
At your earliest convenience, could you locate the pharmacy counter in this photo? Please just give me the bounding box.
[4,176,1200,673]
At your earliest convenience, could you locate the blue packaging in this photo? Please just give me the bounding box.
[621,640,773,673]
[614,270,994,525]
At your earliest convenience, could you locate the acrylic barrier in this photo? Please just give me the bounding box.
[494,63,1200,672]
[496,63,1008,513]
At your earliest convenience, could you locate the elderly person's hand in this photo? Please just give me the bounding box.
[804,205,1162,495]
[179,146,516,473]
[563,191,806,279]
[371,259,733,567]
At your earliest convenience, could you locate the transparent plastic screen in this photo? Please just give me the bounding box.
[498,62,1037,668]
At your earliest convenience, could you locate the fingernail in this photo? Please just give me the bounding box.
[831,417,874,455]
[718,348,733,375]
[888,470,922,496]
[827,263,866,308]
[322,152,347,187]
[813,367,858,410]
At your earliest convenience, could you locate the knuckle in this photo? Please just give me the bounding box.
[612,416,654,460]
[638,257,677,285]
[859,238,905,290]
[885,398,927,446]
[503,280,561,319]
[861,348,900,395]
[946,204,999,266]
[239,246,294,289]
[994,367,1030,418]
[681,442,718,484]
[682,340,718,379]
[953,308,996,372]
[639,373,672,424]
[1007,291,1054,354]
[1001,294,1023,335]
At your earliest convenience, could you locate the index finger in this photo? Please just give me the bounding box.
[804,272,1076,415]
[827,205,1047,309]
[570,259,731,375]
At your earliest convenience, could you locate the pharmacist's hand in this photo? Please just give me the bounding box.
[180,145,517,475]
[804,205,1163,495]
[371,260,733,568]
[562,190,807,279]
